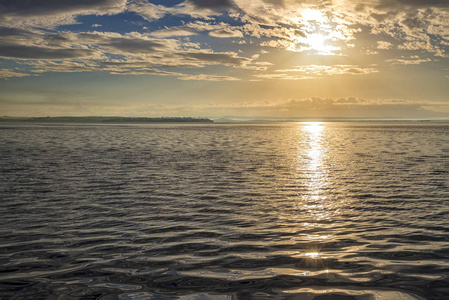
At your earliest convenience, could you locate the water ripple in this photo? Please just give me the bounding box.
[1,122,448,299]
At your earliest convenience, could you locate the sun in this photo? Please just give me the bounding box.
[293,8,341,55]
[306,34,328,53]
[302,8,327,23]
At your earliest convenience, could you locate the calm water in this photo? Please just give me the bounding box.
[0,122,448,300]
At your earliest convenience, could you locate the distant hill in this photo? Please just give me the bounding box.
[0,116,214,123]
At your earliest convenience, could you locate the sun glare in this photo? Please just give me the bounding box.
[307,34,327,52]
[304,252,322,259]
[304,122,323,135]
[301,8,326,23]
[293,8,341,55]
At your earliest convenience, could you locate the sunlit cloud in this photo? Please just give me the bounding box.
[178,74,240,81]
[332,0,449,56]
[0,0,449,119]
[387,56,433,65]
[127,0,222,21]
[209,29,244,38]
[280,65,378,75]
[1,0,447,77]
[257,65,378,80]
[290,8,351,55]
[377,41,392,50]
[0,69,32,79]
[254,73,313,80]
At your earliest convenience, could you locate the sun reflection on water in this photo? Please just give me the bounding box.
[304,122,325,173]
[302,122,328,206]
[297,122,336,242]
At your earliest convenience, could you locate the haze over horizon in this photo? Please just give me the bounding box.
[1,0,449,119]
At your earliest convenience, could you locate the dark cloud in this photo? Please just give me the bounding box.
[0,45,94,59]
[370,12,396,22]
[43,34,71,47]
[187,0,234,10]
[0,26,253,70]
[263,0,284,6]
[0,27,33,37]
[0,0,126,16]
[402,17,427,29]
[375,0,449,11]
[73,32,172,54]
[395,0,449,8]
[104,37,169,53]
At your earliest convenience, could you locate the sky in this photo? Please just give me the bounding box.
[1,0,449,119]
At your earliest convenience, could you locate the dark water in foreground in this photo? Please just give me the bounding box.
[1,122,448,300]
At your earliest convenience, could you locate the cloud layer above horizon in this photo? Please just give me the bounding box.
[1,0,449,118]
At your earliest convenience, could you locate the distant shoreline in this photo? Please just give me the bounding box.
[1,117,449,124]
[0,116,214,124]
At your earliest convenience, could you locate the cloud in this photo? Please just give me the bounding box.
[127,0,223,21]
[177,51,251,67]
[391,0,449,8]
[256,98,449,118]
[333,0,449,56]
[0,0,127,28]
[126,1,168,21]
[0,30,177,60]
[105,68,184,76]
[256,64,378,80]
[0,69,32,79]
[178,74,240,81]
[209,29,244,38]
[254,73,313,80]
[288,65,378,75]
[0,0,447,81]
[336,97,359,104]
[182,21,246,38]
[0,0,126,16]
[242,61,273,71]
[102,36,171,54]
[130,1,352,54]
[0,27,258,78]
[188,0,234,10]
[26,60,99,74]
[2,93,448,119]
[129,98,449,119]
[377,41,392,50]
[387,56,433,65]
[192,97,449,119]
[0,45,95,59]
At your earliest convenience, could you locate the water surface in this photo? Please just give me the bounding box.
[0,122,448,299]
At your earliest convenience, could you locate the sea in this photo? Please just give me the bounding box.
[0,122,448,300]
